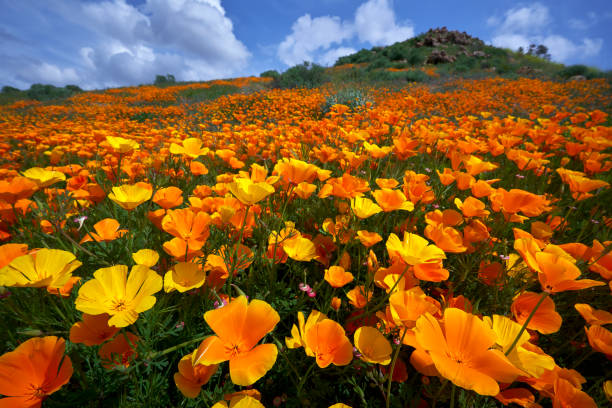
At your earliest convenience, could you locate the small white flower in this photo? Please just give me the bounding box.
[73,215,87,230]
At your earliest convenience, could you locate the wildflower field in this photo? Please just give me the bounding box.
[0,75,611,408]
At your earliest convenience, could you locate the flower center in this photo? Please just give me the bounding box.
[226,343,242,358]
[112,300,128,311]
[30,385,46,398]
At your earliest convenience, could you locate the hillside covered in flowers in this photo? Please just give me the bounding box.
[0,74,610,407]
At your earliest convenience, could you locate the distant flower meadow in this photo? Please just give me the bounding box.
[0,75,610,407]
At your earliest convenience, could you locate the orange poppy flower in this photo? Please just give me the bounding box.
[0,177,38,204]
[371,189,414,212]
[324,266,354,288]
[492,188,550,217]
[424,224,467,253]
[511,291,562,334]
[304,318,353,368]
[373,261,419,293]
[162,237,203,261]
[536,252,605,293]
[153,186,184,209]
[193,296,280,386]
[478,261,504,287]
[0,336,73,408]
[169,138,209,159]
[211,395,264,408]
[47,276,81,298]
[556,168,609,200]
[552,378,597,408]
[356,230,382,247]
[285,310,328,354]
[294,182,317,199]
[174,353,218,398]
[318,173,370,199]
[0,243,28,268]
[494,388,538,408]
[273,158,320,186]
[389,288,440,329]
[80,218,128,243]
[69,314,119,346]
[190,160,209,175]
[99,333,139,369]
[347,285,371,308]
[161,208,211,250]
[463,155,498,176]
[585,325,612,358]
[222,389,262,403]
[574,303,612,326]
[375,178,399,189]
[470,179,498,198]
[455,196,489,218]
[414,308,522,396]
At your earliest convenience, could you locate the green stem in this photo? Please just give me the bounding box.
[147,333,209,360]
[385,328,408,408]
[297,361,317,398]
[505,292,549,356]
[270,334,300,388]
[226,205,250,292]
[349,264,410,324]
[450,384,456,408]
[570,350,594,370]
[431,380,449,408]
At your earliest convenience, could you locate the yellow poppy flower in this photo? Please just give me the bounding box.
[228,178,274,206]
[132,249,159,267]
[0,248,81,289]
[106,136,139,153]
[350,197,382,219]
[22,167,66,188]
[108,183,153,210]
[75,264,162,327]
[164,262,205,293]
[354,326,392,365]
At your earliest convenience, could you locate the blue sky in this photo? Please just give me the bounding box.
[1,0,610,89]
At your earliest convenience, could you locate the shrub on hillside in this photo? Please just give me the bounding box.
[277,62,328,89]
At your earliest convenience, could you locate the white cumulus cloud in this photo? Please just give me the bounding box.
[487,3,603,64]
[277,0,414,66]
[354,0,414,46]
[278,14,353,66]
[1,0,250,89]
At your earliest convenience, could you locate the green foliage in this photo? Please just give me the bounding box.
[1,86,20,94]
[260,70,280,80]
[558,64,608,80]
[335,48,376,65]
[276,62,328,89]
[177,84,240,104]
[366,56,392,71]
[25,83,82,101]
[321,87,372,115]
[153,74,176,87]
